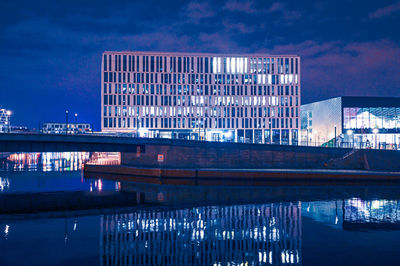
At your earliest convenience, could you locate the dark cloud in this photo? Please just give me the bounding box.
[0,0,399,129]
[369,2,400,19]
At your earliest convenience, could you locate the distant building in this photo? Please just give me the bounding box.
[101,51,301,144]
[0,108,11,132]
[42,122,92,134]
[301,96,400,149]
[10,126,31,133]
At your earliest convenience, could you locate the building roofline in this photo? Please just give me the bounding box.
[103,50,300,57]
[302,95,400,106]
[43,122,91,125]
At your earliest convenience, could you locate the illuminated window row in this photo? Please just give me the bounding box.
[103,83,300,97]
[103,71,299,85]
[103,117,299,130]
[103,106,299,119]
[103,53,299,75]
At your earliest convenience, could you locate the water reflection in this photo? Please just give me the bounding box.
[343,198,400,230]
[86,152,121,166]
[1,152,90,171]
[0,177,10,192]
[303,198,400,231]
[0,153,120,194]
[2,195,400,265]
[100,203,302,265]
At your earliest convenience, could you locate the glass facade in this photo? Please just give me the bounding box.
[343,107,400,149]
[101,52,301,144]
[300,97,400,149]
[343,107,400,132]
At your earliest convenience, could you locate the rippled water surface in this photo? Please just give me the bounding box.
[1,152,400,265]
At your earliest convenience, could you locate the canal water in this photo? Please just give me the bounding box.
[1,152,400,265]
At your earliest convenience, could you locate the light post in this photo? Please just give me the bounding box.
[334,125,337,148]
[314,130,318,146]
[204,118,207,141]
[65,110,69,135]
[373,128,379,149]
[6,111,11,133]
[306,129,309,146]
[137,117,141,138]
[74,113,78,134]
[198,118,200,141]
[269,119,272,144]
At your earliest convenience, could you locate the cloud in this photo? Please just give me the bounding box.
[268,2,285,12]
[268,39,400,101]
[223,0,258,14]
[368,2,400,19]
[221,20,256,34]
[185,1,216,23]
[223,0,300,18]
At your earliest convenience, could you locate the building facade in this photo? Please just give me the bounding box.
[101,52,301,144]
[42,122,92,134]
[0,108,11,133]
[301,96,400,149]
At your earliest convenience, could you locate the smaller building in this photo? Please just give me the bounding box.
[301,96,400,149]
[42,122,92,134]
[0,108,11,133]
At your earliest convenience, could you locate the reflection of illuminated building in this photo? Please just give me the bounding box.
[1,152,90,171]
[100,203,302,265]
[301,96,400,148]
[86,152,121,166]
[343,198,400,230]
[0,177,10,192]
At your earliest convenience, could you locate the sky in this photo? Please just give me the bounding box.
[1,0,399,130]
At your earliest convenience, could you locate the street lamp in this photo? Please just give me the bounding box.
[6,111,11,133]
[65,110,69,135]
[74,113,78,134]
[314,130,318,146]
[334,125,337,147]
[373,128,379,149]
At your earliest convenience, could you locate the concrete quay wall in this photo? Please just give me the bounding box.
[121,142,400,171]
[122,142,349,169]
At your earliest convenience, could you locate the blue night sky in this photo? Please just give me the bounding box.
[1,0,399,130]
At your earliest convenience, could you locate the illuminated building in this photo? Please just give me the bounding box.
[101,52,301,144]
[100,203,302,265]
[301,96,400,149]
[42,122,92,134]
[0,108,12,132]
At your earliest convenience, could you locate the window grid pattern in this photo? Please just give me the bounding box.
[101,52,301,143]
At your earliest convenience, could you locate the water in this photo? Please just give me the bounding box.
[1,153,400,265]
[0,152,118,193]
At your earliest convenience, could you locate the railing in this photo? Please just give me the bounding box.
[2,131,399,151]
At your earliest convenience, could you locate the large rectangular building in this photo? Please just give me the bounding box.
[101,52,301,144]
[301,96,400,149]
[0,108,11,133]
